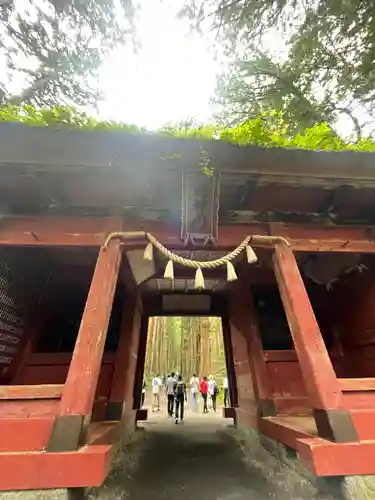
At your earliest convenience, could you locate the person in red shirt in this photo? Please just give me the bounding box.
[200,376,208,413]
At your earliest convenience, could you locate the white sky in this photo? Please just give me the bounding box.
[98,0,222,129]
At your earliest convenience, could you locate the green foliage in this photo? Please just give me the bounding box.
[0,105,143,133]
[182,0,375,138]
[1,104,375,153]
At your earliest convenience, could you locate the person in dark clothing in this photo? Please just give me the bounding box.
[200,376,208,413]
[166,372,176,417]
[173,374,187,423]
[211,379,219,412]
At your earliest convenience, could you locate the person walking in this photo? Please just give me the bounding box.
[200,376,208,413]
[166,372,176,417]
[208,374,216,410]
[208,376,219,412]
[151,374,162,412]
[189,372,200,412]
[174,374,187,424]
[223,376,229,408]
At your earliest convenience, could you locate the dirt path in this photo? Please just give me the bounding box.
[88,406,315,500]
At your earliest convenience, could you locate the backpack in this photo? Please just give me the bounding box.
[175,381,185,396]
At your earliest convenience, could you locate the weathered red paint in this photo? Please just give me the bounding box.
[58,241,122,417]
[273,244,343,410]
[0,399,59,418]
[0,384,63,400]
[0,444,112,490]
[1,217,375,253]
[297,437,375,476]
[107,295,138,411]
[349,410,375,440]
[227,279,264,427]
[259,416,313,449]
[0,417,55,451]
[342,391,375,409]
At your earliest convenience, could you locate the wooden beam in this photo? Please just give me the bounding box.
[0,444,112,490]
[0,384,63,400]
[105,294,141,421]
[227,281,261,428]
[273,244,358,443]
[47,240,122,452]
[236,270,276,416]
[273,244,342,410]
[1,216,375,253]
[339,378,375,392]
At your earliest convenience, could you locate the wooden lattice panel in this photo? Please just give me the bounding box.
[0,248,51,374]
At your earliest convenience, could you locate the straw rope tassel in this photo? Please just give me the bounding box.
[164,260,174,280]
[246,245,258,264]
[143,242,154,261]
[226,261,237,282]
[195,268,205,289]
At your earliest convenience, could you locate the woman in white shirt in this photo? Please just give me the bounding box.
[151,375,162,412]
[189,373,200,412]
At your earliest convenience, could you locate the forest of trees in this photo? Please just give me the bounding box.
[144,317,227,382]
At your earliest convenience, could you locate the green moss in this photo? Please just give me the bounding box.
[1,105,375,153]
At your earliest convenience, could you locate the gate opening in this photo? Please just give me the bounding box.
[141,316,230,421]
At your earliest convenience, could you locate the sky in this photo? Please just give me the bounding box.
[98,0,222,129]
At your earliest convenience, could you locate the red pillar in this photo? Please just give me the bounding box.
[48,241,122,451]
[273,243,358,442]
[228,276,274,428]
[105,293,142,421]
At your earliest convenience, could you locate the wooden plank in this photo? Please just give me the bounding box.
[273,244,343,410]
[0,384,63,400]
[339,378,375,392]
[0,444,112,490]
[259,416,313,449]
[58,240,122,416]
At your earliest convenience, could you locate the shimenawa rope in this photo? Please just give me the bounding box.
[103,231,289,289]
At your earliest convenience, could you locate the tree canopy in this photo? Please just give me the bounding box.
[0,0,136,107]
[181,0,375,139]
